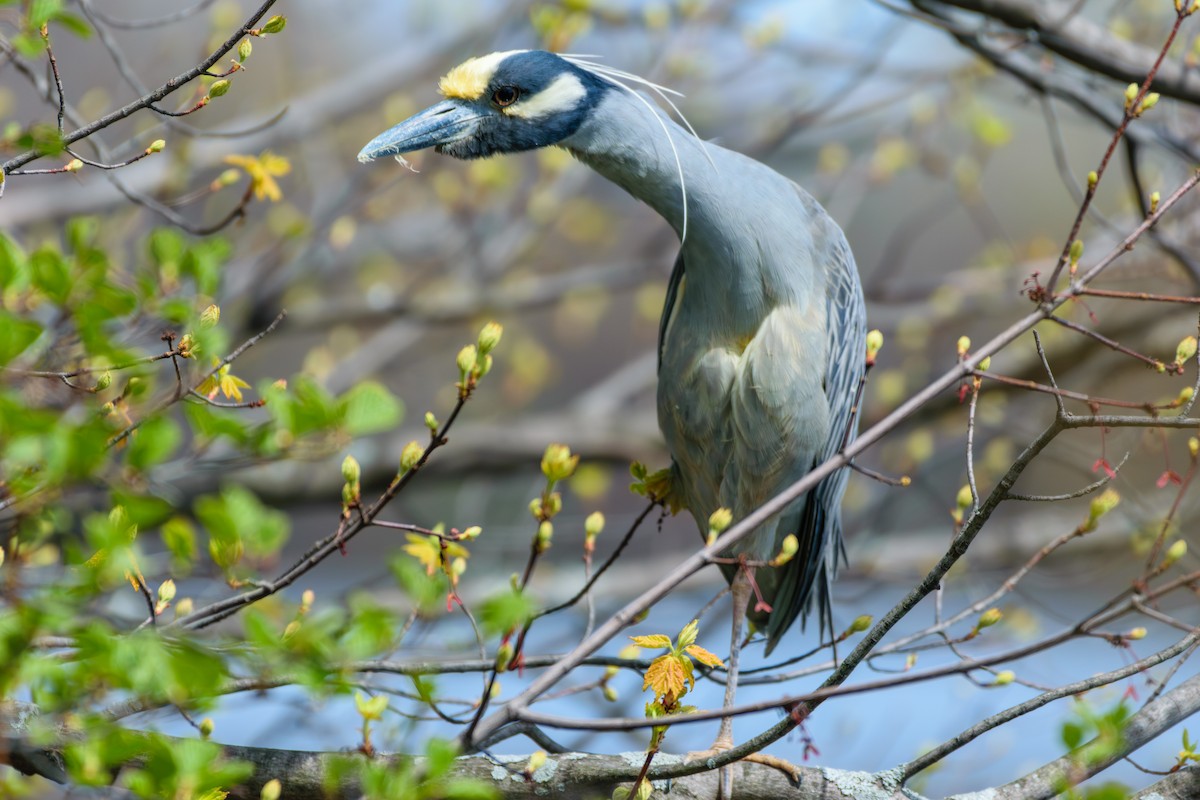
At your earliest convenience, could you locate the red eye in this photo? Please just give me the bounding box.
[493,86,520,107]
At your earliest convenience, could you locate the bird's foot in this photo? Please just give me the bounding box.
[687,738,802,799]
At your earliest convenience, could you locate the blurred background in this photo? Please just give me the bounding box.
[4,0,1200,795]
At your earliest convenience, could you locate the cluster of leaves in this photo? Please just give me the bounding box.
[632,619,723,751]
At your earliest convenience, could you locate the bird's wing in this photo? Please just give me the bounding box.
[761,217,867,652]
[657,250,686,371]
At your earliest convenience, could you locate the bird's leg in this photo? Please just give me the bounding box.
[688,565,802,799]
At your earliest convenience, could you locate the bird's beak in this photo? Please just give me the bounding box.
[356,100,483,163]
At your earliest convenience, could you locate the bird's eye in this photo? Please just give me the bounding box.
[492,86,520,107]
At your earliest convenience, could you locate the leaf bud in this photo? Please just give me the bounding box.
[65,158,83,172]
[865,329,884,365]
[1069,239,1084,266]
[1190,437,1199,458]
[1179,386,1194,404]
[1176,336,1197,366]
[525,751,547,777]
[200,304,221,329]
[544,492,562,518]
[956,335,971,357]
[157,579,177,605]
[94,371,112,391]
[977,356,991,372]
[848,614,872,634]
[495,641,514,672]
[1150,190,1161,215]
[200,718,214,738]
[584,510,605,540]
[541,443,579,482]
[956,484,973,510]
[529,497,543,519]
[769,534,799,567]
[456,344,476,377]
[1139,92,1161,113]
[1124,82,1139,108]
[477,321,503,355]
[400,440,423,472]
[260,779,281,800]
[603,685,619,702]
[678,618,699,649]
[978,607,1003,629]
[1086,488,1120,530]
[1087,170,1098,190]
[992,670,1015,686]
[301,589,314,611]
[424,411,438,431]
[208,80,231,99]
[1127,627,1147,641]
[174,597,193,617]
[341,455,361,486]
[475,353,493,378]
[261,15,287,34]
[460,526,482,541]
[354,691,387,720]
[537,520,553,552]
[708,507,733,537]
[146,139,166,154]
[237,39,253,62]
[1162,539,1187,569]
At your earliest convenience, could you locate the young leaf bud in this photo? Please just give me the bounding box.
[260,779,281,800]
[261,15,287,34]
[1087,170,1098,190]
[200,718,214,738]
[678,618,700,649]
[708,507,733,537]
[865,329,884,365]
[1086,488,1121,530]
[200,304,221,329]
[301,589,314,611]
[848,614,872,634]
[475,353,493,378]
[477,321,503,355]
[603,685,619,702]
[1162,539,1187,569]
[584,510,605,540]
[978,607,1003,628]
[208,80,231,98]
[1069,239,1084,266]
[460,526,482,541]
[341,455,361,486]
[1190,437,1199,458]
[956,484,973,510]
[529,497,543,519]
[1124,82,1139,108]
[977,356,991,372]
[992,670,1015,686]
[544,491,562,518]
[1127,627,1147,641]
[495,641,514,672]
[146,139,166,154]
[156,579,177,605]
[456,345,476,378]
[65,158,83,172]
[400,441,423,472]
[237,39,253,62]
[537,520,553,552]
[1183,386,1197,404]
[94,371,112,391]
[1150,190,1161,215]
[956,335,971,357]
[541,443,579,482]
[525,751,547,776]
[1139,92,1161,114]
[1176,336,1197,366]
[174,597,193,617]
[424,411,438,431]
[770,534,799,567]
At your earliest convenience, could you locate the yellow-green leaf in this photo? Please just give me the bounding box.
[643,654,686,698]
[630,634,672,649]
[685,644,725,668]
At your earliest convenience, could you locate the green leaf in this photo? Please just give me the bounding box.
[1061,721,1083,750]
[0,312,41,366]
[125,416,182,471]
[479,589,536,636]
[30,246,71,303]
[0,230,27,290]
[28,0,62,28]
[341,380,403,436]
[161,516,198,566]
[50,9,91,37]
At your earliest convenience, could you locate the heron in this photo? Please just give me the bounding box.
[358,49,866,796]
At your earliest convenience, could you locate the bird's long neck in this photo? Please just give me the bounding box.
[562,90,718,240]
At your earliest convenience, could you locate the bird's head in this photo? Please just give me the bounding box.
[357,50,610,163]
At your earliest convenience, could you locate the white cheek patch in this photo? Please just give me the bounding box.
[504,73,587,119]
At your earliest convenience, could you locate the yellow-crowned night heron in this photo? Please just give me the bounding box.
[358,50,866,796]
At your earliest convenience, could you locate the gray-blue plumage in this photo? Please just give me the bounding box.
[358,49,866,656]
